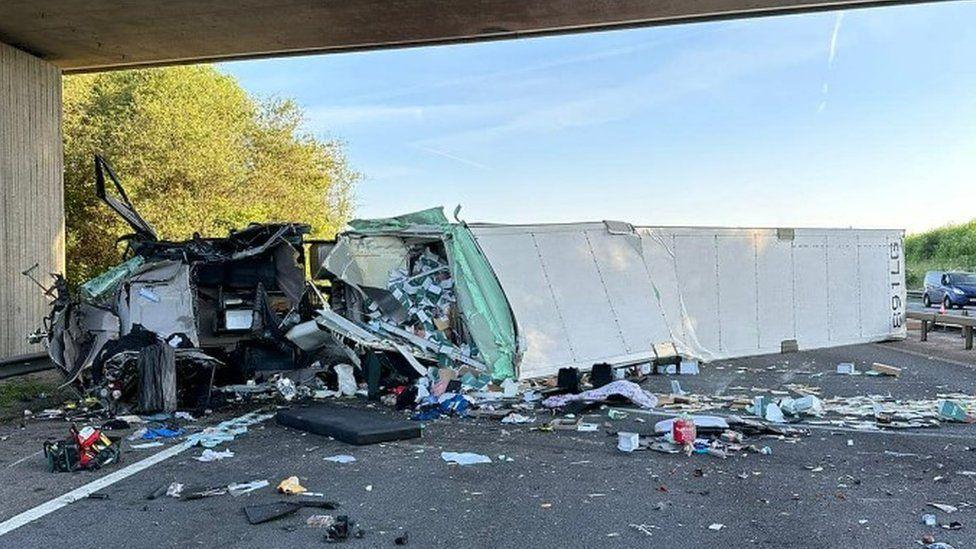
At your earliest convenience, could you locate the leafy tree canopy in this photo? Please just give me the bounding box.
[905,220,976,288]
[64,65,357,283]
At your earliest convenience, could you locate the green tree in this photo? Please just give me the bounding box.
[905,220,976,288]
[63,65,357,283]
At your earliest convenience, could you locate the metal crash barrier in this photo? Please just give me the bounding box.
[908,311,976,350]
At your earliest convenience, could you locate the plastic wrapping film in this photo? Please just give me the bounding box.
[445,222,517,379]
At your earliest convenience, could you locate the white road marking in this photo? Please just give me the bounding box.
[874,343,976,369]
[5,450,42,469]
[0,439,194,537]
[0,410,273,537]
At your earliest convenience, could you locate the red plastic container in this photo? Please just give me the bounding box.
[672,415,696,445]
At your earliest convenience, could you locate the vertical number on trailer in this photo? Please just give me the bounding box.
[889,240,904,329]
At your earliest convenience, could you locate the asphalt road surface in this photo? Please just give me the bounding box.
[909,295,972,314]
[0,334,974,548]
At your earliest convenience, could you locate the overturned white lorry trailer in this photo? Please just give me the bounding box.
[39,161,906,411]
[318,209,907,382]
[470,222,906,379]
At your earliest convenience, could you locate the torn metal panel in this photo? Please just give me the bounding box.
[390,341,428,377]
[313,229,500,382]
[289,308,448,378]
[61,305,107,383]
[603,220,635,235]
[94,155,158,241]
[272,242,305,305]
[285,318,332,352]
[323,235,410,289]
[302,308,386,349]
[68,305,121,381]
[229,224,296,261]
[376,321,484,370]
[119,261,199,345]
[307,240,336,280]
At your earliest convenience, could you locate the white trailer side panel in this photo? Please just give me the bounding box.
[469,231,575,376]
[755,234,796,351]
[792,233,830,349]
[716,234,760,356]
[470,223,906,380]
[533,230,627,364]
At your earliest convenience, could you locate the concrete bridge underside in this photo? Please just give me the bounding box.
[0,0,940,359]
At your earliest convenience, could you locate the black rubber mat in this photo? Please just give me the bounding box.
[276,404,421,445]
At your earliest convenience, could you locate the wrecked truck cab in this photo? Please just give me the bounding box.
[42,156,312,411]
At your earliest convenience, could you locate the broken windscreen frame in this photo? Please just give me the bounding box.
[94,154,159,242]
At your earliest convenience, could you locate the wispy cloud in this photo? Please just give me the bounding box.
[418,38,825,148]
[819,12,845,112]
[304,104,427,126]
[828,13,845,68]
[334,33,700,105]
[303,101,513,132]
[412,145,488,170]
[366,164,424,181]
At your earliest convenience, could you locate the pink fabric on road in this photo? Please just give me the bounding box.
[542,380,658,409]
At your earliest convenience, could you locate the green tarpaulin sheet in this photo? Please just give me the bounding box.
[346,207,517,380]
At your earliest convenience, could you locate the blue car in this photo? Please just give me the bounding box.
[923,271,976,309]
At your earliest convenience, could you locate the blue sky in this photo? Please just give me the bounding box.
[221,1,976,234]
